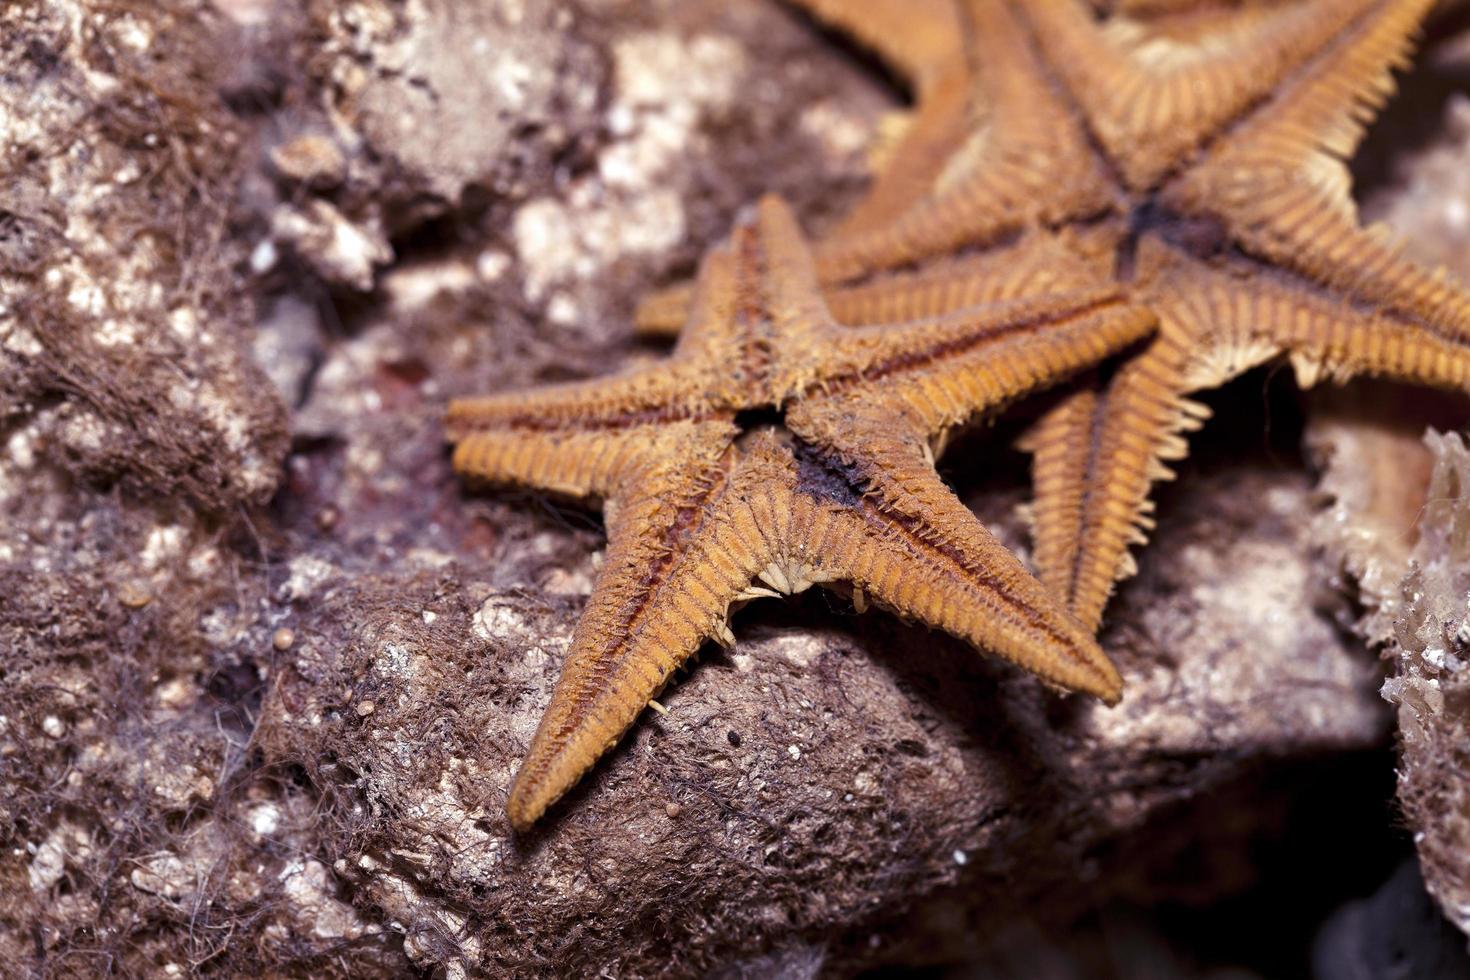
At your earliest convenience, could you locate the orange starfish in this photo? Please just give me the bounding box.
[448,197,1153,829]
[640,0,1470,631]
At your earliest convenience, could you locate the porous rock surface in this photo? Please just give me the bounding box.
[255,460,1384,977]
[3,0,1467,976]
[1385,432,1470,937]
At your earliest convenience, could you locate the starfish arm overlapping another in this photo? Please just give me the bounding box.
[449,196,1154,828]
[1024,0,1470,629]
[1028,248,1470,629]
[634,0,1470,634]
[790,0,974,238]
[633,0,1115,334]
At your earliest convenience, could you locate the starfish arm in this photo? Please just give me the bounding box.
[787,0,976,240]
[786,0,967,97]
[1155,256,1470,394]
[747,196,837,343]
[506,434,778,830]
[813,289,1156,436]
[635,223,762,343]
[633,281,694,338]
[1184,193,1470,353]
[1163,0,1470,338]
[626,47,970,340]
[810,0,1112,285]
[630,197,1088,339]
[1022,250,1470,632]
[1172,0,1434,192]
[829,69,977,242]
[1014,336,1204,632]
[1015,385,1102,607]
[823,230,1114,325]
[1022,0,1400,190]
[445,357,717,443]
[642,197,838,359]
[785,397,1122,699]
[631,210,1045,338]
[1092,0,1236,15]
[460,221,763,424]
[453,425,654,501]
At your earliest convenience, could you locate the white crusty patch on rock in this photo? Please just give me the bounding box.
[279,858,366,940]
[799,100,872,163]
[271,199,392,292]
[1089,487,1381,754]
[282,555,340,601]
[321,0,571,201]
[511,32,747,307]
[129,853,196,901]
[140,524,188,572]
[471,597,551,675]
[28,822,92,894]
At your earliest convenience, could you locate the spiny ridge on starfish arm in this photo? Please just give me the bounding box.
[447,195,1156,830]
[634,0,1470,634]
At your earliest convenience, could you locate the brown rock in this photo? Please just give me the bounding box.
[255,452,1386,975]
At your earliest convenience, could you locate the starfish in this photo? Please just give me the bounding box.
[448,196,1154,829]
[638,0,1470,631]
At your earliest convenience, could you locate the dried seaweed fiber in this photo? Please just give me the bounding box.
[0,500,411,976]
[0,0,286,512]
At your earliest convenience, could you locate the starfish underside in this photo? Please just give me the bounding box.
[449,198,1154,829]
[639,0,1470,631]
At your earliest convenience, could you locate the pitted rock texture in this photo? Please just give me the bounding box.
[254,453,1387,977]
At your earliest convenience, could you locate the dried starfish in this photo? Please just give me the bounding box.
[639,0,1470,631]
[448,197,1153,829]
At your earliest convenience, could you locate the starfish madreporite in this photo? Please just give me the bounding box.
[448,197,1154,830]
[639,0,1470,632]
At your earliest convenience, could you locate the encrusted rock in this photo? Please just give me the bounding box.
[256,456,1387,976]
[1382,431,1470,936]
[0,0,286,511]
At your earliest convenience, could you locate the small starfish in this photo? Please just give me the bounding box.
[448,197,1154,829]
[640,0,1470,631]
